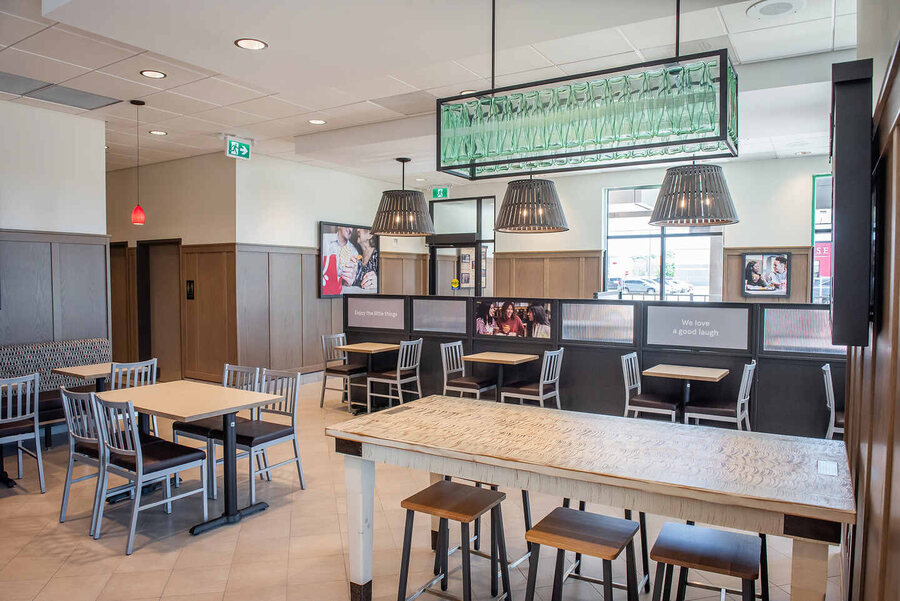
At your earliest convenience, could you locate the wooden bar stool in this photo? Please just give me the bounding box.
[650,523,761,601]
[524,506,640,601]
[398,480,512,601]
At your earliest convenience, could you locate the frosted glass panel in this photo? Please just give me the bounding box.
[561,302,634,343]
[413,299,468,333]
[763,308,846,355]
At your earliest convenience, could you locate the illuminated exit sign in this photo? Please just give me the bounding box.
[432,187,449,199]
[225,137,251,160]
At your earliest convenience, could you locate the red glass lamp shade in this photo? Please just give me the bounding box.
[131,204,146,225]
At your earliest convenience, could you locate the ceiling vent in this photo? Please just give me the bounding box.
[0,70,120,110]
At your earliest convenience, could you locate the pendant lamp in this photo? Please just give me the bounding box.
[649,163,738,227]
[495,177,568,233]
[370,158,435,236]
[130,99,145,226]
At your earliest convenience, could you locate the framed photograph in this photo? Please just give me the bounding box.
[461,273,470,284]
[319,222,380,298]
[742,253,790,297]
[461,253,471,263]
[474,299,552,338]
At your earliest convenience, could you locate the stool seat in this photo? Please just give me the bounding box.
[651,523,761,580]
[401,480,505,523]
[526,507,639,560]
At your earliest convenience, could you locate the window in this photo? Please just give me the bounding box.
[811,174,833,304]
[605,186,723,301]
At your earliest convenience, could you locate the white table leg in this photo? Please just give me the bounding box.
[345,454,375,601]
[791,539,829,601]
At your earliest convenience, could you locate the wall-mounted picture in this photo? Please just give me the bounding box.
[474,300,552,338]
[461,273,470,284]
[742,253,790,297]
[461,253,471,263]
[319,222,379,298]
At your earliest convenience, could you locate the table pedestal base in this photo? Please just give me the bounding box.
[190,501,268,535]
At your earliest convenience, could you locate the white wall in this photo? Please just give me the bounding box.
[447,156,828,251]
[0,101,106,235]
[858,0,900,104]
[235,154,425,253]
[106,153,236,246]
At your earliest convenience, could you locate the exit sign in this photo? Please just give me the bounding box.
[226,137,251,160]
[432,187,449,199]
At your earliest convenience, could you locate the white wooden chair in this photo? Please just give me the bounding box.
[500,348,564,409]
[110,359,159,434]
[684,361,756,430]
[320,333,367,409]
[822,364,844,439]
[0,373,44,493]
[440,341,496,399]
[621,352,680,421]
[366,339,423,413]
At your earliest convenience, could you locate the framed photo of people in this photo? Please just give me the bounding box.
[473,299,552,338]
[319,222,380,298]
[741,252,790,297]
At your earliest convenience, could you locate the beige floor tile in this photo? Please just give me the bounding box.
[98,570,171,601]
[0,556,64,583]
[284,580,348,601]
[33,575,111,601]
[224,561,287,593]
[162,566,230,597]
[287,554,347,586]
[0,580,49,601]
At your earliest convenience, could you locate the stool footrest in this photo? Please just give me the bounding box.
[566,565,651,593]
[685,578,764,599]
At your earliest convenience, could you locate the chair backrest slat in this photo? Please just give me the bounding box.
[397,339,423,371]
[822,364,835,411]
[110,359,157,391]
[620,352,640,399]
[259,369,300,419]
[223,364,260,392]
[540,348,565,386]
[96,398,141,468]
[0,373,39,423]
[60,387,101,445]
[440,341,465,381]
[737,360,757,413]
[322,333,349,364]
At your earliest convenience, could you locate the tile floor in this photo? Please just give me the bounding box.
[0,379,845,601]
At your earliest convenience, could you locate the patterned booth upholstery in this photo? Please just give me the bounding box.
[0,338,112,427]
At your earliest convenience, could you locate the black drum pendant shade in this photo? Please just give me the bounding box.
[495,178,569,233]
[649,164,738,227]
[371,158,435,236]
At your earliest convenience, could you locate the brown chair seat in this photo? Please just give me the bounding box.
[110,436,206,475]
[500,380,541,396]
[650,523,761,580]
[211,420,294,447]
[74,441,100,458]
[38,385,94,424]
[401,479,505,523]
[447,375,496,390]
[629,392,680,412]
[0,418,35,438]
[684,397,736,417]
[369,368,416,380]
[525,506,639,561]
[325,363,367,376]
[173,415,249,438]
[835,410,845,428]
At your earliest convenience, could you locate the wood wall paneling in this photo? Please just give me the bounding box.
[235,249,270,368]
[493,251,603,298]
[301,252,337,372]
[722,246,813,303]
[0,240,53,345]
[380,252,427,295]
[147,243,182,381]
[55,242,109,341]
[267,252,303,371]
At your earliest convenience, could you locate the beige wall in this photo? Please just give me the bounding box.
[106,153,236,245]
[0,102,106,235]
[858,0,900,103]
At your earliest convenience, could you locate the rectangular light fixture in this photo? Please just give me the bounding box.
[0,70,120,110]
[436,49,738,180]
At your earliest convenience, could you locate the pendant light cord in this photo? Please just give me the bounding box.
[401,160,405,190]
[135,102,140,206]
[674,0,681,59]
[491,0,496,90]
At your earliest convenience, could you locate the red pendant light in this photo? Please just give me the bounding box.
[130,99,146,225]
[131,204,145,225]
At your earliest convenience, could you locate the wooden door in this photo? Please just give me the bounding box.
[147,242,183,381]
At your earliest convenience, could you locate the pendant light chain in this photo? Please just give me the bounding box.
[130,99,146,225]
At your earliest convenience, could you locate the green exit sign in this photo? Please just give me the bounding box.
[226,137,251,160]
[432,187,449,199]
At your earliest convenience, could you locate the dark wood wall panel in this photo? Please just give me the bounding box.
[56,242,109,341]
[109,244,132,361]
[0,239,53,344]
[147,243,182,381]
[267,252,303,371]
[494,251,604,298]
[235,250,270,368]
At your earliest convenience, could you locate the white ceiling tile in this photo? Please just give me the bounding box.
[150,115,223,136]
[253,137,296,155]
[170,76,267,106]
[98,114,141,131]
[10,95,85,114]
[719,0,834,34]
[0,11,48,46]
[389,61,481,90]
[164,134,222,150]
[835,0,856,16]
[278,86,360,111]
[98,53,209,90]
[833,14,857,49]
[322,101,403,125]
[619,8,726,50]
[730,18,833,62]
[0,47,88,83]
[92,101,179,124]
[557,52,643,76]
[456,46,553,78]
[14,25,137,69]
[192,106,261,127]
[329,75,417,102]
[227,94,311,119]
[640,35,736,62]
[531,28,633,65]
[64,70,162,100]
[139,90,218,114]
[237,113,333,140]
[494,66,567,88]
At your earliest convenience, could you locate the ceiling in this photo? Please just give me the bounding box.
[0,0,857,181]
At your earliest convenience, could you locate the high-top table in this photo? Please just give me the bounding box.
[643,363,730,405]
[462,351,540,393]
[335,342,401,413]
[326,395,855,601]
[98,380,280,534]
[52,362,113,392]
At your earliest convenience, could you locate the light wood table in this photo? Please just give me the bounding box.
[335,342,402,413]
[52,362,113,391]
[462,351,540,393]
[643,363,730,405]
[98,380,280,535]
[326,395,855,601]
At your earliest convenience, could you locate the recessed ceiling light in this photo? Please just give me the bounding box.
[140,69,167,79]
[308,119,327,125]
[746,0,806,19]
[148,130,167,136]
[234,38,268,50]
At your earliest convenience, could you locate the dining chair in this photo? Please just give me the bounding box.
[822,364,844,440]
[93,397,208,555]
[110,359,159,434]
[320,333,367,408]
[366,339,423,413]
[440,341,496,399]
[621,352,680,422]
[211,368,305,504]
[0,373,44,493]
[683,360,757,430]
[500,348,565,409]
[173,364,260,500]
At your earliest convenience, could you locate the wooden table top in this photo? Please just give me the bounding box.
[97,380,280,423]
[462,352,540,365]
[643,364,730,382]
[326,395,856,524]
[335,342,401,354]
[51,362,112,380]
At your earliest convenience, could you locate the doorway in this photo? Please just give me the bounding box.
[136,239,183,381]
[427,196,495,296]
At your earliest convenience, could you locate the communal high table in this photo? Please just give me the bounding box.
[642,363,730,405]
[52,362,113,392]
[97,380,280,534]
[327,395,855,601]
